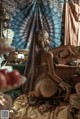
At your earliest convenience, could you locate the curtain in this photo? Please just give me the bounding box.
[3,0,64,49]
[64,0,80,46]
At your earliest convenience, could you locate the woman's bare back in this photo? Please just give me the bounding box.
[28,30,70,99]
[29,51,58,98]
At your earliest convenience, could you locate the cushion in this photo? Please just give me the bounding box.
[50,45,78,65]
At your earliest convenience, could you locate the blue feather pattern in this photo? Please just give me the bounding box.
[3,0,65,49]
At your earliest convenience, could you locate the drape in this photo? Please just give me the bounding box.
[3,0,64,49]
[23,35,38,93]
[64,1,80,46]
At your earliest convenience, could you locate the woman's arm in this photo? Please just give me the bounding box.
[47,51,70,91]
[47,51,62,84]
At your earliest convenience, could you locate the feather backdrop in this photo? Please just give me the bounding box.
[2,0,65,49]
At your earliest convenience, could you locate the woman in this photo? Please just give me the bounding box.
[29,30,70,98]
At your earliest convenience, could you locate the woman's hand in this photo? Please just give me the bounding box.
[59,81,71,101]
[59,81,70,91]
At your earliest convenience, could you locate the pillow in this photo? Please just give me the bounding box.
[50,45,77,64]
